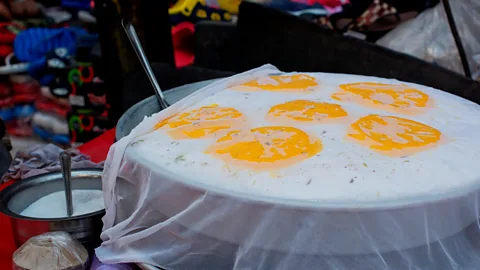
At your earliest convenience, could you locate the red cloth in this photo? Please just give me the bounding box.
[77,128,115,163]
[0,181,16,270]
[0,22,21,44]
[35,99,71,118]
[0,82,11,98]
[0,97,12,108]
[0,128,115,267]
[0,45,12,59]
[11,93,40,104]
[172,22,195,68]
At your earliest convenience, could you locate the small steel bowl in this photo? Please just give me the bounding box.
[0,169,104,251]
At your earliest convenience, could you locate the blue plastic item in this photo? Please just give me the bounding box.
[33,126,70,145]
[13,104,35,118]
[0,107,13,122]
[38,74,56,86]
[62,0,91,10]
[15,28,80,62]
[13,27,97,74]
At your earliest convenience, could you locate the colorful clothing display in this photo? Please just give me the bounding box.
[0,5,103,145]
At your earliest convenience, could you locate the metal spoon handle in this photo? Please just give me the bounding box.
[60,152,73,217]
[121,19,170,109]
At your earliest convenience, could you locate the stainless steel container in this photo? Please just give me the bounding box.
[0,169,104,251]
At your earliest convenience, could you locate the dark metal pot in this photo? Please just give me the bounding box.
[0,169,104,251]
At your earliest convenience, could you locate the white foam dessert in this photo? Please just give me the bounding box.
[128,72,480,202]
[21,189,104,218]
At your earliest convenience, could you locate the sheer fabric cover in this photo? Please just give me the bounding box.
[97,65,480,269]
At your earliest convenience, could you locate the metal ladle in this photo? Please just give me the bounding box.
[121,19,170,109]
[60,152,73,217]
